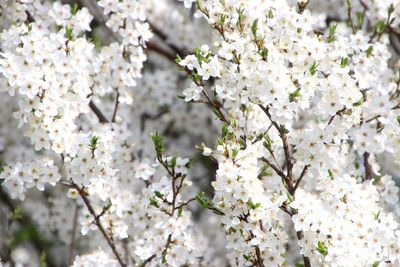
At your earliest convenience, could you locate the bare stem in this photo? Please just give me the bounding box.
[73,184,127,267]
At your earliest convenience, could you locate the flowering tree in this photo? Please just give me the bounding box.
[0,0,400,266]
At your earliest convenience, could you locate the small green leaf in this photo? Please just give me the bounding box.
[151,133,165,155]
[177,207,183,217]
[154,191,164,199]
[259,47,268,60]
[289,88,301,102]
[195,192,209,209]
[388,4,395,15]
[175,54,182,64]
[65,26,74,41]
[219,14,226,25]
[328,169,334,180]
[316,241,328,256]
[286,193,294,203]
[375,20,385,34]
[251,19,258,37]
[222,123,229,138]
[231,149,239,160]
[268,10,274,19]
[12,206,23,220]
[340,57,348,68]
[247,200,261,210]
[39,251,47,267]
[149,197,159,208]
[309,61,318,75]
[170,157,177,168]
[328,24,337,43]
[353,99,363,107]
[89,136,99,150]
[356,12,364,28]
[70,3,79,16]
[366,46,373,57]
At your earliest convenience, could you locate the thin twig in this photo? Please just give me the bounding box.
[68,204,80,265]
[293,165,310,192]
[346,0,357,34]
[111,90,120,123]
[363,152,373,180]
[73,184,127,267]
[89,100,109,123]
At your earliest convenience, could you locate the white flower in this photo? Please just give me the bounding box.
[183,84,203,102]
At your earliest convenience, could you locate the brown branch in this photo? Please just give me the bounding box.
[89,100,109,123]
[296,231,312,267]
[0,189,57,267]
[147,21,187,57]
[140,254,156,267]
[146,42,177,61]
[293,165,310,193]
[68,204,80,265]
[363,152,373,180]
[73,184,126,267]
[259,105,311,267]
[254,246,265,267]
[261,157,287,181]
[111,90,120,123]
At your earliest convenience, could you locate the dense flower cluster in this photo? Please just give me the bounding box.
[0,0,399,266]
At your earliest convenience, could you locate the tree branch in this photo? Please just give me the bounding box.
[72,184,126,267]
[89,100,109,123]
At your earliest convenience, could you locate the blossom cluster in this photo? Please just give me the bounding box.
[0,0,400,266]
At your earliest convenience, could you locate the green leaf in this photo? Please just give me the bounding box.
[340,57,348,68]
[328,169,334,180]
[259,47,268,60]
[366,46,373,57]
[251,19,258,37]
[231,149,239,160]
[0,159,5,173]
[353,99,363,107]
[177,207,183,217]
[219,14,226,25]
[175,54,182,64]
[222,123,229,138]
[375,20,385,34]
[10,224,46,249]
[170,156,177,168]
[247,200,261,210]
[263,135,273,150]
[65,26,74,41]
[195,192,209,209]
[268,10,274,19]
[328,24,337,43]
[388,4,395,15]
[12,206,23,220]
[70,3,79,16]
[161,255,167,264]
[39,251,47,267]
[151,133,165,155]
[316,241,328,256]
[155,191,164,199]
[356,12,364,28]
[289,88,301,102]
[309,61,318,75]
[149,197,159,208]
[286,193,294,203]
[89,136,99,150]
